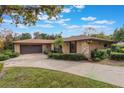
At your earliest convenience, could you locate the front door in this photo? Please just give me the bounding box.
[70,41,77,53]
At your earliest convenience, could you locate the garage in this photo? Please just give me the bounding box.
[20,45,42,54]
[14,39,54,54]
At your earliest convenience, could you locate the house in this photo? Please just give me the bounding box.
[13,35,114,57]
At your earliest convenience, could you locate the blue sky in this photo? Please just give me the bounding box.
[0,5,124,37]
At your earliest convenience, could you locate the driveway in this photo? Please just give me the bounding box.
[3,54,124,87]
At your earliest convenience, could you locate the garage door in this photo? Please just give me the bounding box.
[20,45,42,54]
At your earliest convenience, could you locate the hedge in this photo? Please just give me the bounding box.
[48,53,87,61]
[110,52,124,60]
[111,44,124,53]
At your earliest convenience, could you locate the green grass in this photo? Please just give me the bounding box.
[0,67,118,88]
[0,63,3,72]
[97,59,124,67]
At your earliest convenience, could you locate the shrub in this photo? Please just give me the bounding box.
[91,49,108,62]
[2,50,19,58]
[111,44,124,53]
[10,52,19,58]
[48,53,87,61]
[0,63,3,72]
[120,48,124,53]
[0,54,10,61]
[50,49,62,53]
[2,50,13,56]
[110,52,124,60]
[106,48,111,56]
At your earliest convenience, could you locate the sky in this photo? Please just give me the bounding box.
[0,5,124,37]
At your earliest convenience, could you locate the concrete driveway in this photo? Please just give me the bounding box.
[3,54,124,87]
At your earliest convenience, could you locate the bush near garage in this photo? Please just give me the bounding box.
[48,53,87,61]
[0,54,10,61]
[0,50,19,61]
[2,50,19,58]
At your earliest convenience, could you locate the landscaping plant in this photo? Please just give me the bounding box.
[110,44,124,60]
[91,49,109,62]
[0,50,19,61]
[0,54,10,61]
[111,52,124,61]
[48,53,87,61]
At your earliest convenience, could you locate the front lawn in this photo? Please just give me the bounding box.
[0,67,118,88]
[97,59,124,67]
[0,63,3,72]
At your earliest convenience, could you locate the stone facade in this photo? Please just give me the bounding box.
[42,44,51,53]
[14,40,111,58]
[14,44,20,54]
[62,42,70,54]
[62,40,110,58]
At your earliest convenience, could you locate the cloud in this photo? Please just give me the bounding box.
[82,24,106,29]
[62,8,71,13]
[73,5,85,9]
[60,15,63,18]
[37,24,54,28]
[3,19,12,23]
[38,15,48,20]
[17,24,27,29]
[44,20,53,24]
[66,25,80,29]
[55,18,71,24]
[64,24,108,34]
[81,16,96,21]
[38,14,57,21]
[44,18,71,26]
[93,20,115,25]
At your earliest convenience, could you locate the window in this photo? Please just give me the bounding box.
[104,44,108,48]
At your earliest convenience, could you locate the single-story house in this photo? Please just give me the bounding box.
[13,35,115,57]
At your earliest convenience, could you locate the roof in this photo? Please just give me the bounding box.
[13,35,115,44]
[63,35,115,43]
[116,42,124,45]
[13,39,54,44]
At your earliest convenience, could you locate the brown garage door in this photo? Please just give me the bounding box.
[20,45,42,54]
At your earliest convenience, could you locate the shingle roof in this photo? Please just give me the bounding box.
[13,35,115,44]
[13,39,54,44]
[63,35,115,42]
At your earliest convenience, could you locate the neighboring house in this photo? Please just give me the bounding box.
[13,35,114,58]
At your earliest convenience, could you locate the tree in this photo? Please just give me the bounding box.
[54,37,64,53]
[0,28,14,50]
[0,5,63,26]
[0,38,4,51]
[33,31,62,39]
[13,33,21,41]
[19,33,32,40]
[113,25,124,41]
[33,32,41,39]
[91,32,112,39]
[83,27,96,36]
